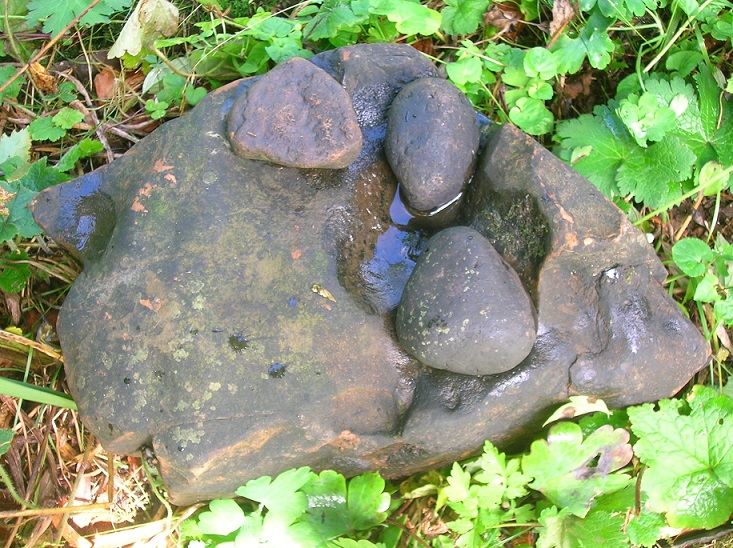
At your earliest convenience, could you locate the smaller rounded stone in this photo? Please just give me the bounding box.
[396,226,536,376]
[227,57,363,169]
[385,78,479,213]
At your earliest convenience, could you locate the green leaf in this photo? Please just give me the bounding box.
[0,181,42,239]
[0,377,77,409]
[714,299,733,326]
[29,116,66,142]
[197,498,246,536]
[698,161,731,196]
[0,429,13,457]
[0,250,31,293]
[616,136,695,208]
[522,422,633,517]
[52,95,84,120]
[346,472,390,530]
[473,441,531,502]
[26,0,131,37]
[616,92,681,147]
[693,272,721,302]
[672,238,713,278]
[236,466,313,522]
[509,97,554,135]
[0,66,24,103]
[585,27,615,69]
[446,55,484,86]
[55,139,105,173]
[302,0,367,41]
[302,470,350,539]
[15,157,67,191]
[625,511,666,547]
[554,103,637,199]
[628,386,733,529]
[441,0,489,35]
[524,47,559,80]
[368,0,442,36]
[0,128,31,166]
[537,506,629,548]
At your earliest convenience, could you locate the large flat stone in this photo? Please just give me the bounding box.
[31,44,709,505]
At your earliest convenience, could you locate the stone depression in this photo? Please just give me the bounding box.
[31,43,709,505]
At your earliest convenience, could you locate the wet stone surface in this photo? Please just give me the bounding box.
[386,78,479,213]
[32,43,710,505]
[396,226,536,376]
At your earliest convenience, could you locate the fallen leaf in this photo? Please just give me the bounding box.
[108,0,180,59]
[291,249,302,260]
[550,0,575,38]
[29,62,57,93]
[312,284,336,302]
[94,67,117,100]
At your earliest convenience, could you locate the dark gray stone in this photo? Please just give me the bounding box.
[386,78,479,213]
[30,44,709,505]
[396,226,536,375]
[227,56,362,168]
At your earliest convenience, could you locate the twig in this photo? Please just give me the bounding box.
[0,0,105,97]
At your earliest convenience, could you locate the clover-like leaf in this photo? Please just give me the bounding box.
[672,237,713,278]
[522,422,633,517]
[628,386,733,529]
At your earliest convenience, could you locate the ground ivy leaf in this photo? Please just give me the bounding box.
[672,238,713,277]
[628,386,733,529]
[508,97,554,135]
[446,55,483,86]
[522,422,633,517]
[55,139,105,173]
[616,136,695,208]
[196,498,246,536]
[693,272,721,302]
[537,506,629,548]
[441,0,489,35]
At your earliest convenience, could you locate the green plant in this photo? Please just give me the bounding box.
[554,64,733,210]
[180,467,391,546]
[672,234,733,332]
[179,387,733,547]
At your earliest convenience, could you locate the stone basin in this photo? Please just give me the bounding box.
[31,43,709,505]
